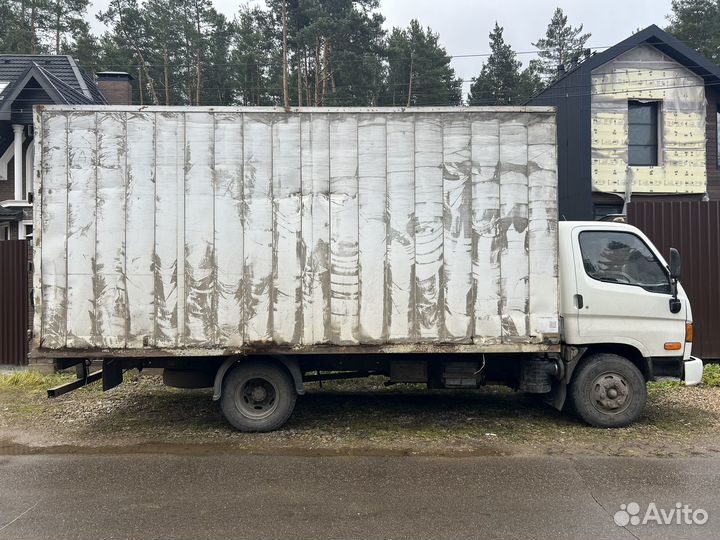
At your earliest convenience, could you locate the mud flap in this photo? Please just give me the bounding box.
[102,358,123,391]
[545,379,567,411]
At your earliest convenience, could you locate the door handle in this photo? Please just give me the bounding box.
[574,294,584,309]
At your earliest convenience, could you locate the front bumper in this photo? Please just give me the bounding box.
[683,356,704,386]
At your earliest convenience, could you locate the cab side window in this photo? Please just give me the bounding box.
[579,231,671,294]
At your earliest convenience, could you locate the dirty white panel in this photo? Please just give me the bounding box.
[358,114,387,342]
[329,114,359,344]
[65,111,96,348]
[471,118,502,343]
[154,112,182,347]
[125,112,155,348]
[591,44,706,195]
[414,115,443,340]
[37,107,559,352]
[95,112,127,347]
[184,113,216,345]
[387,116,415,341]
[39,112,68,348]
[214,113,244,346]
[442,115,473,342]
[499,119,529,342]
[243,114,274,342]
[528,117,559,339]
[300,114,331,344]
[272,115,303,343]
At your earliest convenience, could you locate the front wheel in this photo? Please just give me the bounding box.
[220,360,297,432]
[569,353,647,428]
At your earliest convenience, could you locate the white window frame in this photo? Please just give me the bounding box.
[18,219,32,240]
[0,223,9,241]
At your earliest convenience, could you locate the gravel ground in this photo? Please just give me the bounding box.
[1,368,719,457]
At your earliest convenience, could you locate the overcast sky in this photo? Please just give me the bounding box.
[88,0,675,84]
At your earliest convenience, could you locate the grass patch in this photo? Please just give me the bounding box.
[702,363,720,387]
[0,371,74,392]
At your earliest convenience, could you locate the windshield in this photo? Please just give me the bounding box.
[579,231,671,294]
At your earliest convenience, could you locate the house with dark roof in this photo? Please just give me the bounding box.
[528,24,720,220]
[0,55,133,240]
[0,55,134,365]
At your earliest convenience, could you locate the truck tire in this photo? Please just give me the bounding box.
[220,360,297,432]
[569,353,647,428]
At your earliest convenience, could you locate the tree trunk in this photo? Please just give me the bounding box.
[304,47,311,106]
[195,6,202,105]
[55,2,61,55]
[314,38,320,106]
[30,1,37,54]
[296,57,302,106]
[163,49,171,105]
[195,54,202,105]
[138,66,144,106]
[321,40,330,105]
[407,51,414,107]
[281,0,290,109]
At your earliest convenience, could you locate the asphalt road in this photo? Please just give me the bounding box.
[0,453,718,539]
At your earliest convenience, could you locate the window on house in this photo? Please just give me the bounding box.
[0,224,9,241]
[19,221,32,240]
[628,100,659,166]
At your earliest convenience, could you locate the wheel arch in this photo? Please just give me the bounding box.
[212,355,305,401]
[569,344,651,382]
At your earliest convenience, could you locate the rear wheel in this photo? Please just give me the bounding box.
[220,360,296,432]
[569,353,647,428]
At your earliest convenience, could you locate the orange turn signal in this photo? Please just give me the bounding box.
[686,322,694,343]
[664,342,682,351]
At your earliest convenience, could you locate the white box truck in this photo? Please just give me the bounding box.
[32,105,703,431]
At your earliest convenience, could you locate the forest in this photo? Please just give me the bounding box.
[0,0,714,106]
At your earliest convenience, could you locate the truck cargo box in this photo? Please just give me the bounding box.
[32,106,559,358]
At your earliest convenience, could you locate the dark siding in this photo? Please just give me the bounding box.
[529,67,594,221]
[10,82,56,125]
[627,200,720,359]
[0,240,29,365]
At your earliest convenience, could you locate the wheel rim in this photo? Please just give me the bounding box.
[590,371,632,415]
[234,377,279,420]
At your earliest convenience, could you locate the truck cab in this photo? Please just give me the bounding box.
[556,221,702,427]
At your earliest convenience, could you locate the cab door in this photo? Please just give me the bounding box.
[570,226,686,358]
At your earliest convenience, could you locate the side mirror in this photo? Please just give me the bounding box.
[669,248,682,280]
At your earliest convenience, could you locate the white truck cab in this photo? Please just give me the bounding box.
[556,221,702,427]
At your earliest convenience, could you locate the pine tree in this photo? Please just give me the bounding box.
[531,7,591,78]
[468,23,522,105]
[667,0,720,63]
[47,0,91,54]
[383,19,461,106]
[231,6,278,105]
[518,62,545,102]
[63,21,100,71]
